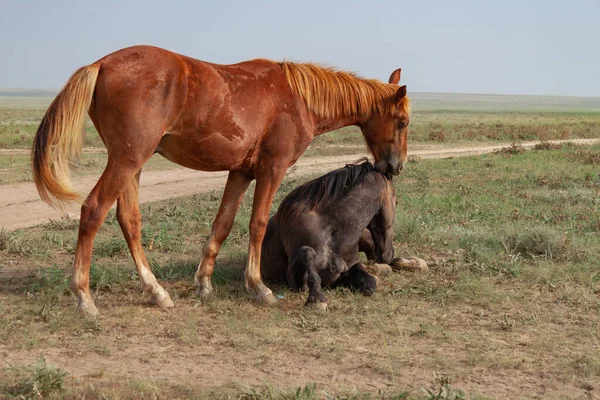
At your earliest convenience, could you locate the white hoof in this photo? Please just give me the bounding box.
[151,292,174,308]
[77,301,99,316]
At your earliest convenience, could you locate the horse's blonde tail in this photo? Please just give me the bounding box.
[32,64,100,209]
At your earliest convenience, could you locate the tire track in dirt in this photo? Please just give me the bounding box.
[1,138,598,230]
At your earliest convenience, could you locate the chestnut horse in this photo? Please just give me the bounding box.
[32,45,410,315]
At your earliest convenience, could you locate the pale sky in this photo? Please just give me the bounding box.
[1,0,598,97]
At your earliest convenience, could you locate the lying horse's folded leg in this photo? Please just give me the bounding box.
[338,263,378,296]
[306,268,328,311]
[358,229,376,261]
[289,246,328,310]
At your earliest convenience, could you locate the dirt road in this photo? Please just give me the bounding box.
[1,138,598,230]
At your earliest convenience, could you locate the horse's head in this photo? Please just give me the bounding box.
[367,177,397,264]
[361,69,409,176]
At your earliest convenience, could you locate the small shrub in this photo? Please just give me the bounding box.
[146,223,181,252]
[533,141,563,151]
[0,359,67,399]
[94,237,128,258]
[428,129,447,142]
[408,155,422,164]
[0,228,9,251]
[494,142,525,156]
[29,266,70,296]
[567,148,600,164]
[572,354,600,377]
[89,264,130,291]
[6,234,34,256]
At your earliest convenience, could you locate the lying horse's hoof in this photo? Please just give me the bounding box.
[361,273,378,296]
[306,301,328,312]
[365,263,393,277]
[390,257,429,272]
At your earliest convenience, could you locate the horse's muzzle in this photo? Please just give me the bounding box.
[386,161,404,176]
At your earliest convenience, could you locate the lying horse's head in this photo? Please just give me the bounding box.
[361,69,410,176]
[366,176,397,264]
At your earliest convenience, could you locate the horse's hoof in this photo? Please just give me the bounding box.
[374,263,393,276]
[369,273,379,285]
[77,302,99,316]
[306,302,328,312]
[196,286,213,300]
[151,293,174,308]
[257,291,278,306]
[365,263,393,277]
[195,278,214,299]
[390,257,429,272]
[412,257,429,272]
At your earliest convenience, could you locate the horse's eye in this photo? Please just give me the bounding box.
[398,122,408,130]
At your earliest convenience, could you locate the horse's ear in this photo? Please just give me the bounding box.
[395,85,407,103]
[388,68,401,84]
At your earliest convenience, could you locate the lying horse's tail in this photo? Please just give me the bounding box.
[32,64,100,208]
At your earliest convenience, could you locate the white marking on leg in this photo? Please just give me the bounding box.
[139,264,168,301]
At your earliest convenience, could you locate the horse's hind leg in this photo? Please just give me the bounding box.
[117,171,173,308]
[71,159,147,315]
[289,246,328,311]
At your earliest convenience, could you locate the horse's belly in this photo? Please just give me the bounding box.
[156,130,256,171]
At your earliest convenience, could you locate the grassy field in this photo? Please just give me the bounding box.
[1,92,600,184]
[1,141,599,398]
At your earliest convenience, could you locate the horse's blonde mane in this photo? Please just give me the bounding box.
[281,61,410,120]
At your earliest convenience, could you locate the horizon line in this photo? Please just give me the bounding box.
[1,88,599,100]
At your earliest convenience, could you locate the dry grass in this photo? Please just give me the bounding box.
[1,144,600,398]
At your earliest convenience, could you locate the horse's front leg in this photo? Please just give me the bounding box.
[194,171,252,298]
[358,228,376,261]
[338,263,378,296]
[245,165,288,305]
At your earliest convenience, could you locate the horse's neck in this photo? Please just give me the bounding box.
[313,115,364,136]
[344,182,383,226]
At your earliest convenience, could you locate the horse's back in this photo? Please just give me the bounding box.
[91,46,189,141]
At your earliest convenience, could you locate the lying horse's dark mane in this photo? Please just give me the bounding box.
[276,159,377,223]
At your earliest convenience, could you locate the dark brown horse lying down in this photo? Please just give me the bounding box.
[261,161,396,310]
